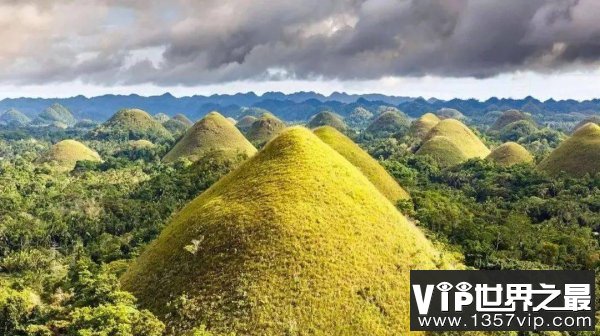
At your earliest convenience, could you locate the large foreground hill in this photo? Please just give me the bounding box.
[122,127,457,335]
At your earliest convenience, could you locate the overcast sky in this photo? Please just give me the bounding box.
[1,0,600,100]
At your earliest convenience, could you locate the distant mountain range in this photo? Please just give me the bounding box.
[1,92,598,122]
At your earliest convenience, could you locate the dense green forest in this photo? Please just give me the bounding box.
[0,103,598,335]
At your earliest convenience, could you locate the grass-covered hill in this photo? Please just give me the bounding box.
[0,108,31,126]
[486,142,534,167]
[416,119,490,166]
[537,122,600,177]
[490,109,532,131]
[88,108,172,141]
[33,103,76,126]
[162,118,189,135]
[173,113,193,126]
[314,126,410,202]
[236,115,258,133]
[409,112,440,138]
[435,108,465,120]
[245,112,286,146]
[306,111,347,131]
[572,115,600,133]
[163,111,257,163]
[365,110,410,137]
[41,139,102,171]
[226,117,237,125]
[122,126,457,335]
[346,106,374,127]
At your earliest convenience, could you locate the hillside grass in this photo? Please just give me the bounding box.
[43,139,102,171]
[365,110,410,136]
[90,108,172,141]
[537,123,600,177]
[245,113,286,146]
[163,111,257,163]
[122,126,460,335]
[314,126,409,202]
[486,142,533,167]
[307,111,347,131]
[409,113,440,138]
[416,119,490,166]
[490,110,532,131]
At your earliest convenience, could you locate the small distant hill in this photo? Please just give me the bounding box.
[235,115,258,133]
[365,110,410,137]
[571,115,600,134]
[436,108,465,120]
[409,113,440,139]
[162,119,189,135]
[314,126,409,202]
[245,113,286,146]
[307,111,347,131]
[0,108,31,126]
[416,119,490,166]
[238,106,272,118]
[163,111,257,163]
[486,142,534,167]
[172,114,193,126]
[226,117,237,125]
[346,106,373,127]
[490,110,532,131]
[153,113,170,123]
[537,123,600,177]
[33,103,76,126]
[499,120,538,142]
[41,139,102,171]
[122,127,458,335]
[88,108,172,141]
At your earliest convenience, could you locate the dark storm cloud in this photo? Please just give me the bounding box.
[1,0,600,85]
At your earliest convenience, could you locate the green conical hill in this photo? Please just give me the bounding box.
[0,108,31,126]
[90,108,172,141]
[435,108,465,120]
[365,110,410,136]
[572,116,600,134]
[486,142,534,167]
[314,126,409,202]
[34,103,76,126]
[307,111,347,131]
[410,113,440,138]
[122,127,458,335]
[415,135,469,167]
[490,110,532,130]
[163,111,257,163]
[245,113,285,146]
[42,139,102,171]
[162,119,189,135]
[236,115,257,133]
[173,114,193,126]
[537,123,600,177]
[416,119,490,166]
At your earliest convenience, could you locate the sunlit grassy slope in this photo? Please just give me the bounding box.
[122,126,459,335]
[572,115,600,134]
[416,119,490,166]
[538,123,600,177]
[245,112,286,146]
[163,111,257,163]
[486,142,534,167]
[43,139,102,170]
[129,139,155,149]
[307,111,347,131]
[314,126,409,202]
[409,113,440,138]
